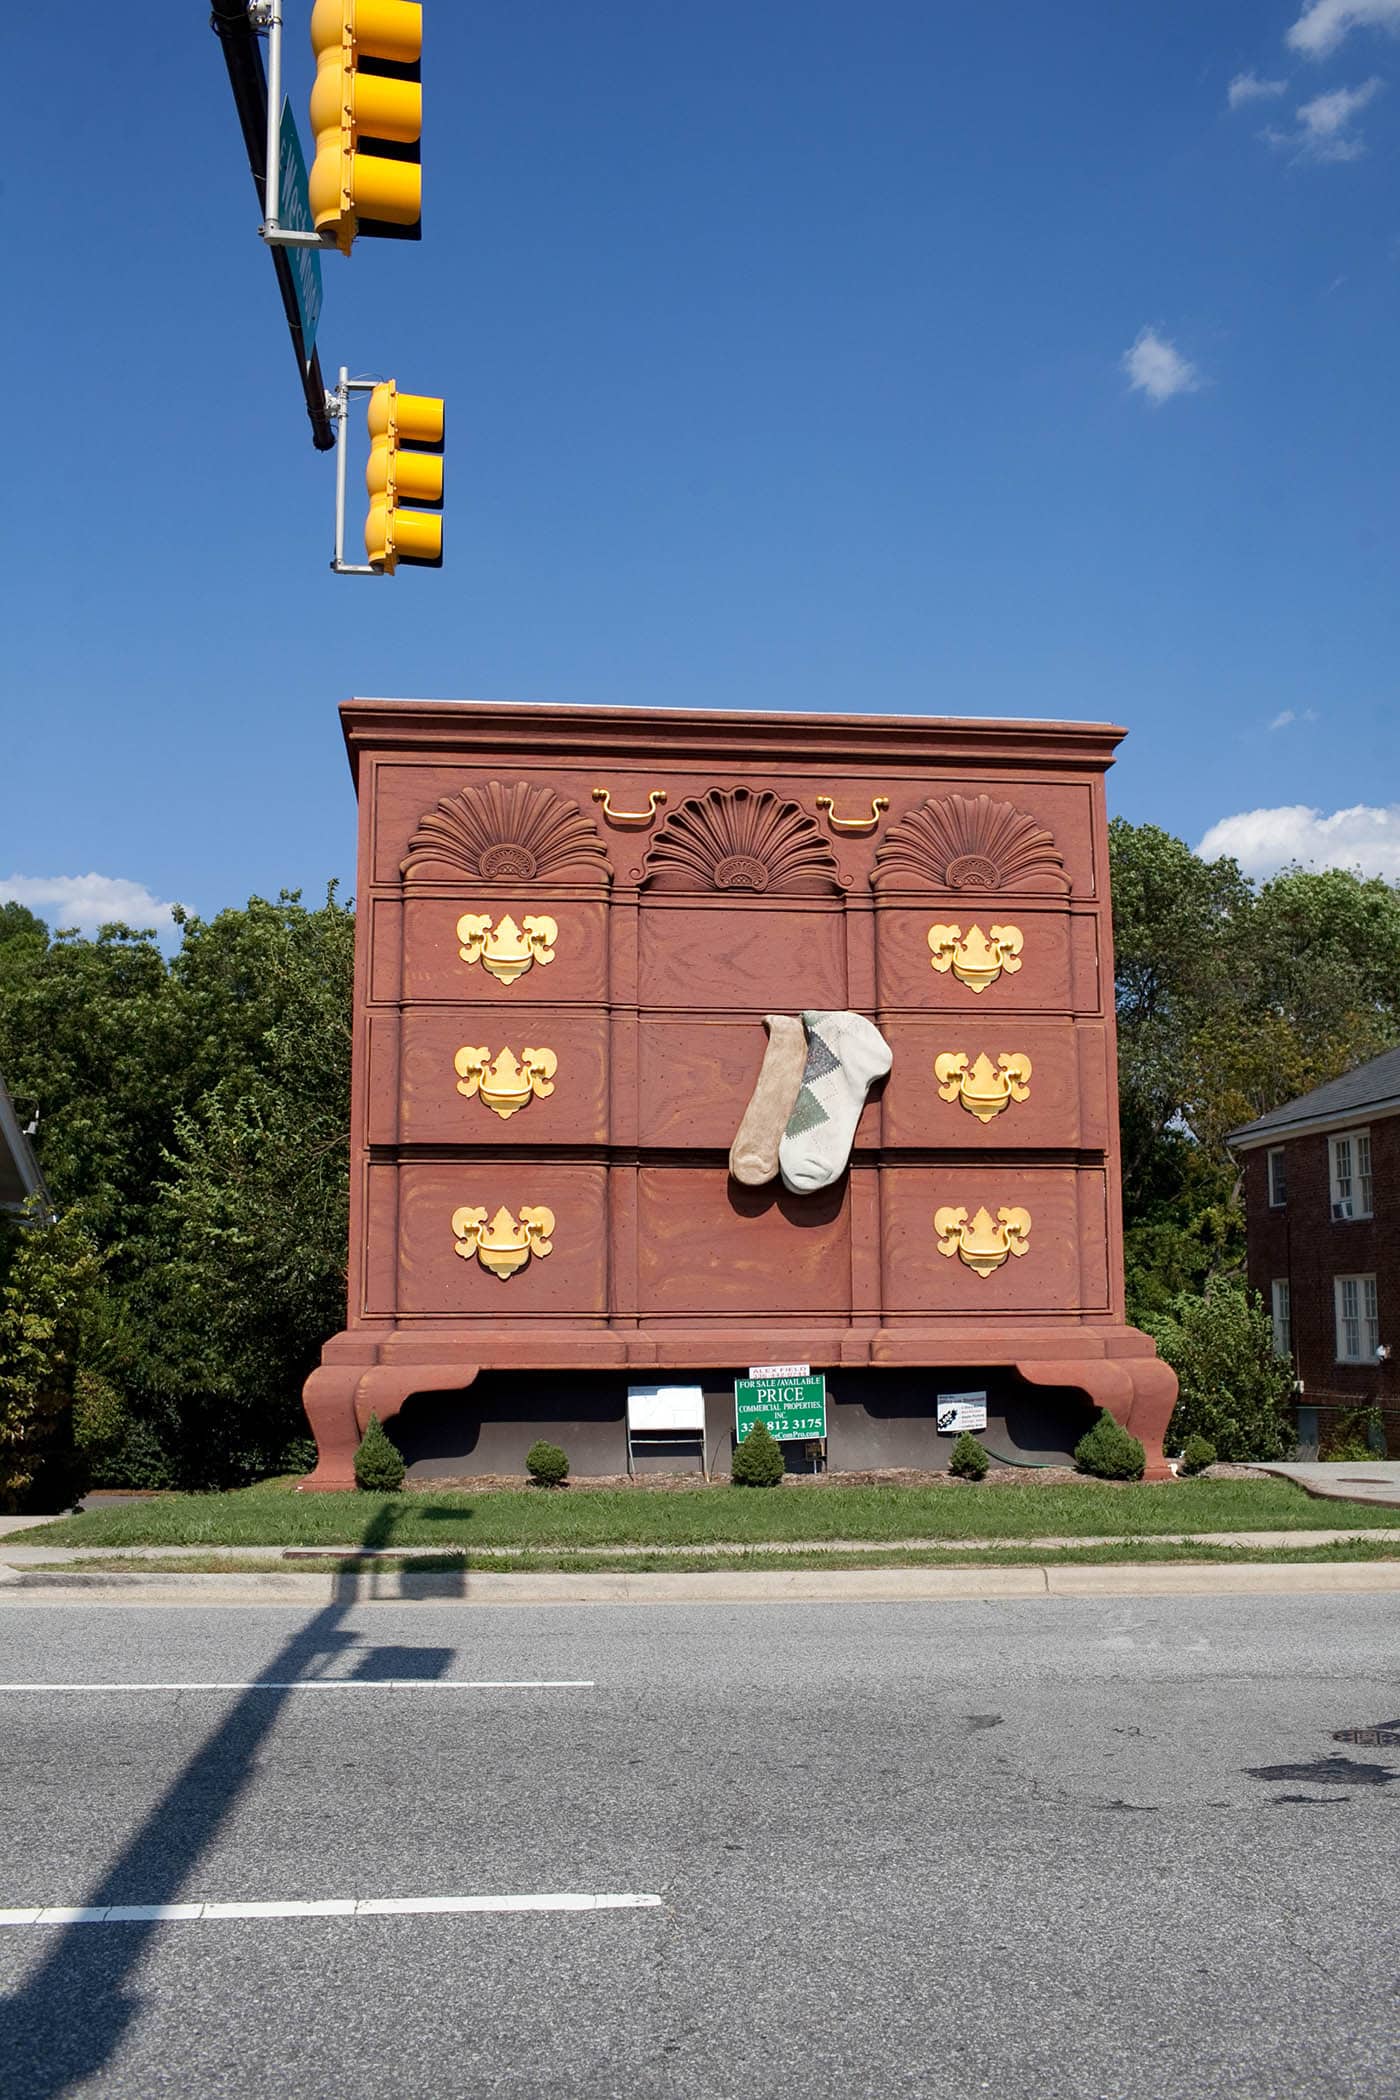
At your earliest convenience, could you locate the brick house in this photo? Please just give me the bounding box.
[1229,1045,1399,1450]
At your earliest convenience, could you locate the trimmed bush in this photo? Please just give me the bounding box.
[1074,1411,1145,1481]
[948,1432,989,1481]
[1144,1282,1296,1462]
[525,1439,570,1487]
[353,1412,405,1493]
[1179,1434,1217,1475]
[731,1419,785,1487]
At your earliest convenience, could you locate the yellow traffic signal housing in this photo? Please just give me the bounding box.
[309,0,422,255]
[365,382,444,572]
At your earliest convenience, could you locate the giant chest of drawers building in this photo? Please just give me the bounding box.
[301,699,1178,1485]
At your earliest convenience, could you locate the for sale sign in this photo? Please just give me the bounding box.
[734,1367,827,1442]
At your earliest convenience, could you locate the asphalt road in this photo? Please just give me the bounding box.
[0,1593,1397,2100]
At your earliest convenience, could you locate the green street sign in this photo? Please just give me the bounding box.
[734,1366,827,1443]
[278,99,322,364]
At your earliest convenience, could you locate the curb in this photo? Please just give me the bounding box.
[4,1563,1400,1606]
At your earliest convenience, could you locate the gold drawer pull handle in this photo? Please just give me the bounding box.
[816,795,888,836]
[593,787,667,829]
[934,1204,1032,1276]
[452,1204,555,1280]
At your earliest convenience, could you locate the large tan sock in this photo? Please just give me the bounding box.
[729,1016,808,1185]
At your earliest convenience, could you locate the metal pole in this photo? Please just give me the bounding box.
[333,366,348,568]
[263,0,282,230]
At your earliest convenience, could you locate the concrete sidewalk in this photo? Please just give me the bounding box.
[1255,1461,1400,1508]
[3,1561,1400,1606]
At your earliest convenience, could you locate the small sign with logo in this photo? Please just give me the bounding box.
[937,1390,988,1435]
[735,1366,826,1442]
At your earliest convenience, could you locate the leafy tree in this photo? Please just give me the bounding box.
[124,890,355,1484]
[1109,823,1400,1319]
[0,1204,100,1511]
[0,917,181,1255]
[0,887,354,1488]
[1144,1282,1296,1462]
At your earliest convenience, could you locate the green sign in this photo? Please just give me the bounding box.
[735,1365,827,1443]
[278,99,323,363]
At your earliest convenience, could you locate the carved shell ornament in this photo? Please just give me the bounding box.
[641,788,846,895]
[874,793,1069,894]
[401,780,612,884]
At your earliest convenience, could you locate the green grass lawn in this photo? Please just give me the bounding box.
[45,1536,1400,1575]
[24,1475,1400,1551]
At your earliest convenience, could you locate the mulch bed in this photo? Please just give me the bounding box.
[404,1464,1270,1494]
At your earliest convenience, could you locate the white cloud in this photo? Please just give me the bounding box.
[0,873,178,936]
[1229,70,1289,106]
[1288,0,1400,58]
[1196,803,1400,879]
[1122,327,1203,405]
[1262,76,1382,159]
[1268,707,1319,730]
[1287,76,1383,157]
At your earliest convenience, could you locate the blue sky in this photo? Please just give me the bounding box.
[6,0,1400,935]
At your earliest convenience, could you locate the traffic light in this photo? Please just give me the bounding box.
[308,0,422,255]
[365,381,443,571]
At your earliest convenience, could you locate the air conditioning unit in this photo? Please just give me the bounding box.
[1333,1198,1354,1220]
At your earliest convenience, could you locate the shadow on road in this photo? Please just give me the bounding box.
[0,1499,465,2099]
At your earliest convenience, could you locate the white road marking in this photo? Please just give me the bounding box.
[0,1894,661,1927]
[0,1679,594,1693]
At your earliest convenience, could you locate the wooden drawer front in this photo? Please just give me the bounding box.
[400,895,609,1006]
[635,1018,880,1151]
[880,1021,1109,1153]
[397,1163,608,1315]
[881,1168,1109,1313]
[637,1168,851,1314]
[874,906,1100,1015]
[638,905,848,1014]
[398,1009,609,1146]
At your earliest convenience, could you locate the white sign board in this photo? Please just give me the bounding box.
[627,1384,706,1432]
[747,1363,810,1379]
[937,1390,988,1435]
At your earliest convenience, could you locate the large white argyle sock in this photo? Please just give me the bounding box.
[778,1010,892,1194]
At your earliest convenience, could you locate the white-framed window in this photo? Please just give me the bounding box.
[1334,1273,1379,1363]
[1267,1147,1288,1207]
[1329,1129,1373,1221]
[1271,1278,1291,1359]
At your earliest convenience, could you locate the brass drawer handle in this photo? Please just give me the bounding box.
[593,787,667,829]
[816,795,888,836]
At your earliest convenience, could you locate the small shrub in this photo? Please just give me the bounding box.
[948,1432,989,1481]
[731,1419,785,1486]
[1074,1411,1146,1481]
[353,1412,405,1492]
[525,1439,570,1487]
[1179,1434,1217,1475]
